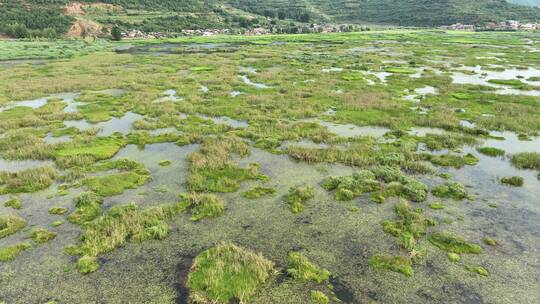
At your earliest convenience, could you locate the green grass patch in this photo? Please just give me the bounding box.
[284,186,315,213]
[178,193,226,221]
[187,242,275,304]
[0,214,26,239]
[464,265,489,277]
[3,197,22,209]
[30,228,57,244]
[242,186,276,199]
[0,243,31,262]
[48,207,68,215]
[67,192,103,225]
[432,182,470,200]
[0,166,56,194]
[500,176,524,187]
[82,171,150,197]
[369,255,414,277]
[287,252,331,283]
[428,232,482,254]
[477,147,505,157]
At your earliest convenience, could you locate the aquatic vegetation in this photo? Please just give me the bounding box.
[310,290,330,304]
[178,193,226,221]
[369,255,414,277]
[0,166,56,194]
[242,186,276,199]
[3,197,22,209]
[76,256,100,275]
[30,228,57,244]
[0,243,31,262]
[188,136,265,193]
[0,214,26,239]
[428,232,482,254]
[287,252,331,283]
[68,192,103,225]
[429,202,445,210]
[374,166,428,202]
[477,147,505,157]
[382,200,432,251]
[421,133,477,151]
[488,79,524,87]
[48,207,68,215]
[284,186,315,213]
[187,242,275,304]
[421,153,478,169]
[464,265,489,277]
[447,252,461,262]
[483,238,497,246]
[83,171,150,196]
[322,170,380,201]
[510,153,540,176]
[68,202,186,272]
[51,220,63,227]
[432,182,470,200]
[159,160,172,166]
[54,136,126,167]
[500,176,524,187]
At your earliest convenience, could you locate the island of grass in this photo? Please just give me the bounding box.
[500,176,524,187]
[187,242,275,303]
[428,232,482,254]
[0,166,56,194]
[284,186,315,213]
[287,252,331,283]
[369,255,414,277]
[0,214,26,239]
[477,147,505,157]
[0,243,31,262]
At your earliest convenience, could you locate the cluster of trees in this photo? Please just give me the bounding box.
[0,2,73,38]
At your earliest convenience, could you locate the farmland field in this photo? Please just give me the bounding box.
[0,30,540,303]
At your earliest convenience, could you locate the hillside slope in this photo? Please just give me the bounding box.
[1,0,539,38]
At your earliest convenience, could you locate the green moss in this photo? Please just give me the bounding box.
[464,265,489,277]
[284,186,315,213]
[0,243,31,262]
[0,166,56,194]
[374,167,427,202]
[429,202,445,210]
[30,228,57,244]
[3,197,22,209]
[0,214,26,239]
[310,290,329,304]
[428,232,482,254]
[287,252,331,283]
[159,160,172,166]
[67,192,103,225]
[54,136,126,163]
[447,252,461,262]
[500,176,524,187]
[179,193,226,221]
[322,170,379,201]
[48,207,68,215]
[82,171,150,196]
[369,255,414,277]
[483,237,497,246]
[432,182,470,200]
[242,186,276,199]
[187,242,275,304]
[476,147,505,157]
[51,220,63,227]
[76,255,99,274]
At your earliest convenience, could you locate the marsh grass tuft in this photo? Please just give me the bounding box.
[3,197,22,209]
[0,243,31,262]
[432,182,470,200]
[464,265,489,277]
[0,214,26,239]
[48,207,68,215]
[187,242,275,304]
[284,186,314,213]
[31,228,57,244]
[369,255,414,277]
[68,192,103,225]
[477,147,505,157]
[179,193,226,221]
[500,176,524,187]
[0,166,56,194]
[287,252,331,283]
[310,290,330,304]
[428,232,482,254]
[242,186,276,199]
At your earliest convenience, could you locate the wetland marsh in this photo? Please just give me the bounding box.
[0,31,540,303]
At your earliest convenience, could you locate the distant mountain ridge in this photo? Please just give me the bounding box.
[1,0,539,38]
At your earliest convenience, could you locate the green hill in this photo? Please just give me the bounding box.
[1,0,539,38]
